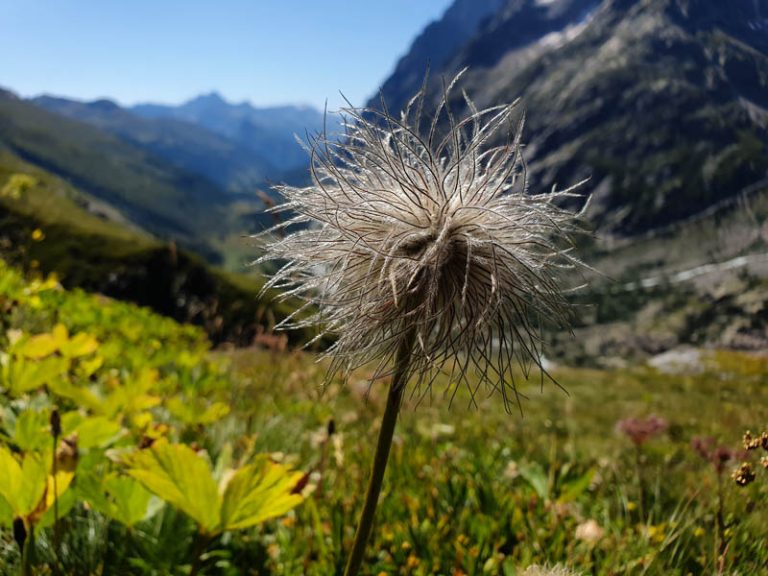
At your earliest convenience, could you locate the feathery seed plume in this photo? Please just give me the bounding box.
[258,71,586,410]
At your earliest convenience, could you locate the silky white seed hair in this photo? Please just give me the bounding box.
[257,70,588,412]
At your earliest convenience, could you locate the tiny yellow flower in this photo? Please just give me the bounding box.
[406,554,420,569]
[31,228,45,241]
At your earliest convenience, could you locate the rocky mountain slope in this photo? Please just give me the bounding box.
[372,0,768,236]
[373,0,768,359]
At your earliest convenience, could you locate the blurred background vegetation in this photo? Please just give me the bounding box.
[1,0,767,573]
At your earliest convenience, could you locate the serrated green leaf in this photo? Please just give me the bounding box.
[70,416,123,450]
[0,447,47,517]
[60,332,99,359]
[104,475,155,527]
[47,377,101,411]
[100,387,161,419]
[7,356,70,395]
[13,410,51,452]
[80,474,155,527]
[16,333,59,359]
[220,457,304,532]
[38,484,77,529]
[78,355,104,378]
[167,397,230,426]
[125,441,220,533]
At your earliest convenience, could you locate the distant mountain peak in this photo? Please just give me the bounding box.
[190,91,227,104]
[89,98,121,112]
[0,87,20,100]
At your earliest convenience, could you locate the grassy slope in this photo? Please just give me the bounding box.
[31,95,275,195]
[218,345,768,575]
[0,90,229,260]
[0,149,311,346]
[0,253,765,575]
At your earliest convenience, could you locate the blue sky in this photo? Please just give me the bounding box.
[0,0,453,110]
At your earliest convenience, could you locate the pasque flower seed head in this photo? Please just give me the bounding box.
[258,71,587,411]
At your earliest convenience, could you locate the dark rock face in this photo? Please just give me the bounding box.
[372,0,768,236]
[370,0,505,115]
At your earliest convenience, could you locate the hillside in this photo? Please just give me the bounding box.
[32,95,275,195]
[372,0,768,236]
[0,89,237,259]
[1,251,767,574]
[0,148,311,346]
[368,0,768,359]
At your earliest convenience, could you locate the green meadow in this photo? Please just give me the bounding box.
[0,259,766,575]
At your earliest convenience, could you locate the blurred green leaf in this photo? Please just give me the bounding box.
[0,493,12,527]
[558,468,596,503]
[16,332,60,359]
[3,355,69,395]
[167,396,230,426]
[13,410,51,452]
[64,414,123,450]
[220,456,304,531]
[81,473,156,527]
[518,461,549,500]
[0,447,47,518]
[125,441,220,533]
[59,331,99,358]
[37,484,78,529]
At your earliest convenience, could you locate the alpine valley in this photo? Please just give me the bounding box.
[1,0,767,358]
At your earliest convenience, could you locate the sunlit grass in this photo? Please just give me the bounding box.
[0,257,766,575]
[221,347,768,575]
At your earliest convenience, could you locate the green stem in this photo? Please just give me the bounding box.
[189,532,210,576]
[52,435,60,559]
[716,472,726,562]
[635,444,646,522]
[21,526,34,576]
[343,326,416,576]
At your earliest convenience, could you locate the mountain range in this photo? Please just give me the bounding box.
[372,0,768,356]
[33,91,337,194]
[1,0,767,356]
[373,0,768,236]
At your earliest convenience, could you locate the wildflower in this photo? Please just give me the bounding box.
[691,436,742,475]
[259,69,586,410]
[575,519,604,545]
[522,566,581,576]
[504,460,520,480]
[742,430,768,451]
[732,462,756,487]
[691,436,743,559]
[616,415,668,446]
[258,70,587,576]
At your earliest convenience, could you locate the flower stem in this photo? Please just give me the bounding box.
[343,326,416,576]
